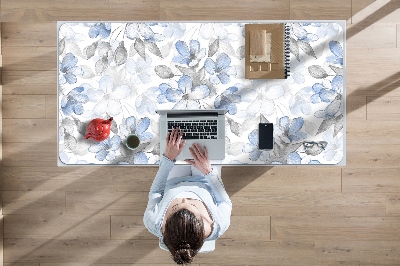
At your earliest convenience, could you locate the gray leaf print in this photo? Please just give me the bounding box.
[329,65,343,75]
[227,117,241,136]
[175,65,194,76]
[208,38,219,57]
[308,65,328,79]
[316,116,335,135]
[325,94,342,116]
[111,119,118,134]
[59,37,65,55]
[64,131,77,151]
[72,116,87,136]
[260,114,270,124]
[95,56,108,74]
[290,37,300,61]
[114,41,128,65]
[298,40,317,59]
[98,42,111,57]
[147,42,163,58]
[333,114,343,137]
[236,45,245,60]
[302,141,327,156]
[155,65,174,79]
[83,41,98,60]
[134,38,146,60]
[62,118,75,135]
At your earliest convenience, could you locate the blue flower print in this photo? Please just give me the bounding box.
[88,135,121,161]
[287,152,321,164]
[214,86,241,115]
[88,75,131,117]
[278,116,307,142]
[126,57,153,85]
[88,23,111,39]
[157,75,210,109]
[161,23,186,39]
[322,128,343,162]
[289,87,312,116]
[173,40,206,67]
[59,53,83,85]
[61,86,89,116]
[311,75,343,104]
[125,23,164,42]
[314,94,343,120]
[119,116,153,142]
[292,23,318,43]
[326,41,343,65]
[133,152,149,164]
[243,129,270,162]
[199,23,240,43]
[331,75,344,93]
[287,152,301,164]
[311,83,336,104]
[205,53,237,85]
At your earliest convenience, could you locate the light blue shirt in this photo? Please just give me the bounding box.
[144,155,232,241]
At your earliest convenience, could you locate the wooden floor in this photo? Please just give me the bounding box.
[1,0,400,265]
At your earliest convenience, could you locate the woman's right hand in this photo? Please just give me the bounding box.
[164,127,186,161]
[184,144,212,175]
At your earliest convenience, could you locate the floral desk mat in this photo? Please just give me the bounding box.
[58,21,345,165]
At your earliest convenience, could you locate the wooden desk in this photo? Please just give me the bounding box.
[57,21,345,165]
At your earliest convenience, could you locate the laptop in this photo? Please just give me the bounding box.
[156,109,227,160]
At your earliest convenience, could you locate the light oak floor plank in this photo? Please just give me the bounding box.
[4,214,110,240]
[367,96,400,120]
[231,192,386,217]
[386,194,400,216]
[346,143,400,168]
[2,0,400,265]
[2,95,47,119]
[2,166,156,192]
[1,22,56,47]
[2,119,56,143]
[2,142,58,167]
[343,168,400,193]
[4,238,316,265]
[272,216,400,241]
[290,0,352,20]
[0,0,161,22]
[2,191,65,215]
[160,0,290,21]
[316,240,400,265]
[2,70,56,95]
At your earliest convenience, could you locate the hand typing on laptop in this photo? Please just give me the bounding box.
[156,109,226,160]
[164,127,186,161]
[185,144,212,175]
[164,127,212,175]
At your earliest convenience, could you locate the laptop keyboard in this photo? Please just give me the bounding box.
[168,120,218,139]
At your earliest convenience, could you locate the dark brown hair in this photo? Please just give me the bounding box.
[163,208,206,264]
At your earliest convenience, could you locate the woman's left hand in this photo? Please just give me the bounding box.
[164,127,186,161]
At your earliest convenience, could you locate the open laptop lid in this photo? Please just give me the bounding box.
[156,109,227,116]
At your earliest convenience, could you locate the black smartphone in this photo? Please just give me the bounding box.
[259,123,274,150]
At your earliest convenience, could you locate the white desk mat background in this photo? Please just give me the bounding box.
[58,22,344,165]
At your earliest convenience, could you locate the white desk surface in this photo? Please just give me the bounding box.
[58,21,346,165]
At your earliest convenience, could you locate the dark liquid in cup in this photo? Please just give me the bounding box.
[127,135,140,149]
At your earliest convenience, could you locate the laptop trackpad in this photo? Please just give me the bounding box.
[178,140,223,160]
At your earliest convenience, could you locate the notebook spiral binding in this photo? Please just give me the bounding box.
[284,23,291,79]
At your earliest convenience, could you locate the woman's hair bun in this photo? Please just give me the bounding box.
[179,242,191,250]
[174,248,193,264]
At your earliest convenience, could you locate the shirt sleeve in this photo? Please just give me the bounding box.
[205,167,232,237]
[143,155,175,237]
